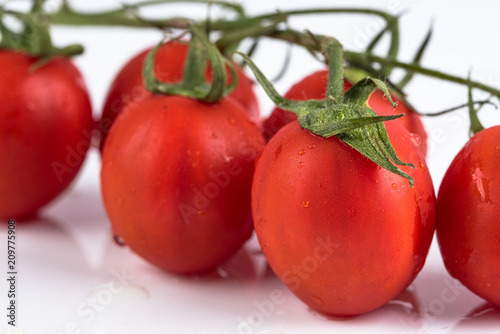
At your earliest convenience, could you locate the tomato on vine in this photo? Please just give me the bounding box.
[238,37,436,316]
[0,4,92,220]
[101,29,265,274]
[436,99,500,307]
[99,40,259,149]
[262,69,428,155]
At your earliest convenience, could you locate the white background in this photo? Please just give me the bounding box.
[1,0,500,333]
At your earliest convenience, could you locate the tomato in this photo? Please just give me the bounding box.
[252,120,435,316]
[0,50,92,220]
[101,95,265,274]
[436,126,500,307]
[99,40,259,148]
[262,70,427,155]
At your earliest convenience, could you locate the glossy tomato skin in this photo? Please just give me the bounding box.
[262,70,427,155]
[0,51,92,220]
[99,41,259,148]
[436,126,500,307]
[252,120,435,316]
[101,95,265,274]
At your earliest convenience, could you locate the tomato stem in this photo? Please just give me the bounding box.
[325,42,345,105]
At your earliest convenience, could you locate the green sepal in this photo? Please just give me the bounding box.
[344,77,396,107]
[237,50,414,187]
[299,108,403,137]
[143,25,236,102]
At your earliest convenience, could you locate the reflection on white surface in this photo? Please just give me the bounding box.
[4,326,26,334]
[0,151,496,333]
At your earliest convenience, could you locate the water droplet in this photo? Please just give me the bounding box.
[308,144,315,149]
[297,162,303,169]
[391,183,397,190]
[118,198,124,206]
[312,296,324,304]
[302,201,310,208]
[228,118,236,124]
[410,133,421,147]
[298,149,305,156]
[487,283,492,287]
[195,151,201,156]
[113,235,126,246]
[419,161,425,171]
[192,162,199,168]
[217,267,229,278]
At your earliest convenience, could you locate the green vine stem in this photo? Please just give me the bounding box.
[266,30,500,101]
[343,51,500,100]
[0,2,83,58]
[467,74,485,136]
[50,6,400,70]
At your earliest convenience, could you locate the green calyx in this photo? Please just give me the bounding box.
[0,0,83,59]
[237,37,415,187]
[144,25,236,103]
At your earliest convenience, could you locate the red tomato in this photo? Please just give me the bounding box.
[101,95,265,274]
[262,70,427,155]
[99,40,259,148]
[0,50,92,220]
[252,120,435,316]
[436,126,500,307]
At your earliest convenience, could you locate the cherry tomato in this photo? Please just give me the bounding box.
[101,95,265,274]
[252,120,435,316]
[262,70,427,155]
[436,126,500,307]
[99,40,259,148]
[0,50,92,220]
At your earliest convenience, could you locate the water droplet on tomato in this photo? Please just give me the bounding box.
[297,162,304,168]
[113,235,126,246]
[228,117,236,124]
[312,296,324,304]
[195,151,201,156]
[391,183,397,190]
[409,133,421,147]
[118,198,124,206]
[217,267,229,278]
[308,144,315,149]
[298,149,305,156]
[192,162,199,168]
[302,201,309,208]
[419,161,425,171]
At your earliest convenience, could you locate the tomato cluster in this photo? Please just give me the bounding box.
[3,3,499,320]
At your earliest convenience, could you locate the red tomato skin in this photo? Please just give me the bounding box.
[0,51,92,219]
[99,41,259,148]
[252,120,435,316]
[101,95,265,274]
[262,70,427,155]
[436,126,500,307]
